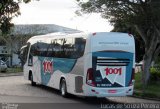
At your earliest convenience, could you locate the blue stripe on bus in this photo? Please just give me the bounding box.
[38,57,77,85]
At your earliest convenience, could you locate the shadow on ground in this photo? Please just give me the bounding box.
[30,84,121,105]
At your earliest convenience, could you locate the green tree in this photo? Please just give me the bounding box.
[112,21,145,62]
[0,0,38,66]
[77,0,160,88]
[0,0,37,34]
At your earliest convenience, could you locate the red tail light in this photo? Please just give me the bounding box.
[128,68,135,86]
[86,68,96,87]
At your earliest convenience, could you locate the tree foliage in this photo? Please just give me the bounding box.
[0,0,38,66]
[77,0,160,87]
[111,20,145,63]
[0,0,37,34]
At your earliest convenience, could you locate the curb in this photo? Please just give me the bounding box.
[133,91,160,101]
[0,72,23,77]
[132,95,160,101]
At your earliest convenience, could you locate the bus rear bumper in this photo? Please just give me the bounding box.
[83,85,134,97]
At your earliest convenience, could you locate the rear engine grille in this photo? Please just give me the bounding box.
[96,57,130,66]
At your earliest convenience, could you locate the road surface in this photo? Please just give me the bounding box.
[0,76,159,109]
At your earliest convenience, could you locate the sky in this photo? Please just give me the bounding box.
[12,0,113,32]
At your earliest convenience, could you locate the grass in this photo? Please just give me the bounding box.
[134,72,160,99]
[5,67,23,73]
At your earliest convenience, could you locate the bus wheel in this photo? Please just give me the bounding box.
[60,79,68,97]
[30,73,36,86]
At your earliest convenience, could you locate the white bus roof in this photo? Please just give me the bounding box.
[27,32,134,45]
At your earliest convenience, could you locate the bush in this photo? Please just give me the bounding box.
[150,67,160,81]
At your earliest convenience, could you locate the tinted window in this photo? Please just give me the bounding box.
[20,43,30,64]
[46,40,56,57]
[28,37,86,59]
[63,38,74,58]
[72,38,86,58]
[54,39,64,58]
[30,41,49,57]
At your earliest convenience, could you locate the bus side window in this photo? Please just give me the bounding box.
[30,43,39,56]
[47,40,55,57]
[28,44,33,66]
[19,44,29,66]
[33,41,49,57]
[28,53,33,66]
[63,38,74,58]
[54,39,63,58]
[72,38,86,59]
[40,43,48,57]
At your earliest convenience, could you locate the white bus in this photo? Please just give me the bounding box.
[21,32,135,97]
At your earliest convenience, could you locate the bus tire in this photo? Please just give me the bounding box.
[60,79,68,97]
[30,73,36,86]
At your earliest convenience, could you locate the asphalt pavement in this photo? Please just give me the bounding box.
[0,75,159,109]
